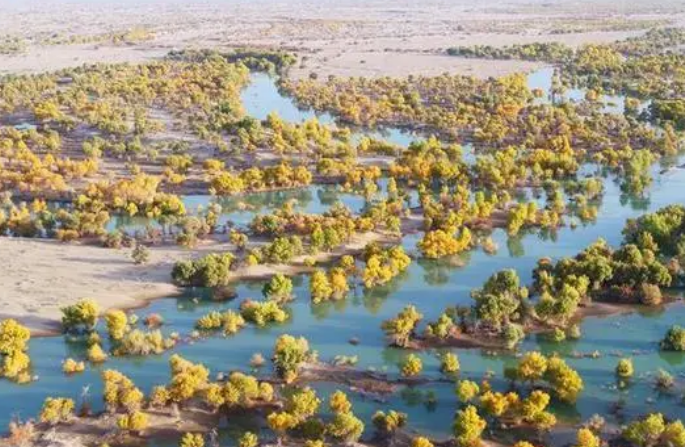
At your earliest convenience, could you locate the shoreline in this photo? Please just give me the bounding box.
[5,197,679,344]
[410,299,679,352]
[2,228,398,338]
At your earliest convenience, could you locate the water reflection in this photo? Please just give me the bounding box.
[3,70,685,442]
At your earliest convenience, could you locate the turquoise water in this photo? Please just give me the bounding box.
[241,73,419,147]
[106,185,372,233]
[525,67,652,114]
[2,73,685,443]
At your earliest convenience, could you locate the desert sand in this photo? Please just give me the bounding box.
[0,0,683,78]
[0,238,180,334]
[0,228,397,334]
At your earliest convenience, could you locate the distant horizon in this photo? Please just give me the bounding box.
[0,0,641,12]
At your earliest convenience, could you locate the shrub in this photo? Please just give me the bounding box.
[62,358,85,374]
[268,411,297,440]
[171,253,235,287]
[623,413,666,447]
[263,274,294,303]
[114,329,175,356]
[616,358,634,379]
[426,313,456,339]
[545,356,583,402]
[362,245,411,287]
[105,310,129,340]
[230,230,249,250]
[149,386,170,407]
[39,397,74,425]
[382,305,423,347]
[273,334,310,382]
[2,351,31,382]
[0,319,31,381]
[453,405,486,447]
[372,410,408,435]
[639,283,663,306]
[102,231,124,248]
[144,313,164,327]
[238,432,258,447]
[0,319,30,354]
[61,299,99,334]
[655,369,674,389]
[327,411,364,443]
[503,323,526,348]
[550,327,566,343]
[440,352,460,375]
[455,380,480,403]
[117,410,149,432]
[102,370,144,412]
[412,437,434,447]
[400,354,423,377]
[240,300,288,326]
[329,390,352,414]
[418,228,472,259]
[567,324,582,339]
[88,343,108,363]
[574,428,600,447]
[168,355,210,404]
[329,268,350,299]
[195,310,245,335]
[180,433,205,447]
[660,325,685,351]
[260,236,304,264]
[515,352,548,383]
[56,229,80,242]
[662,421,685,447]
[131,243,150,265]
[310,270,333,303]
[285,387,321,421]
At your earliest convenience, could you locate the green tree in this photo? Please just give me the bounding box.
[263,274,293,303]
[623,413,666,447]
[453,405,486,447]
[327,411,364,443]
[616,358,634,379]
[61,299,99,334]
[310,270,333,303]
[440,352,460,375]
[574,428,600,447]
[400,354,423,377]
[382,305,423,347]
[372,410,408,435]
[285,387,321,421]
[39,397,75,425]
[131,243,150,265]
[660,325,685,351]
[329,390,352,414]
[455,380,480,403]
[238,432,259,447]
[180,433,205,447]
[272,334,310,383]
[105,310,128,340]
